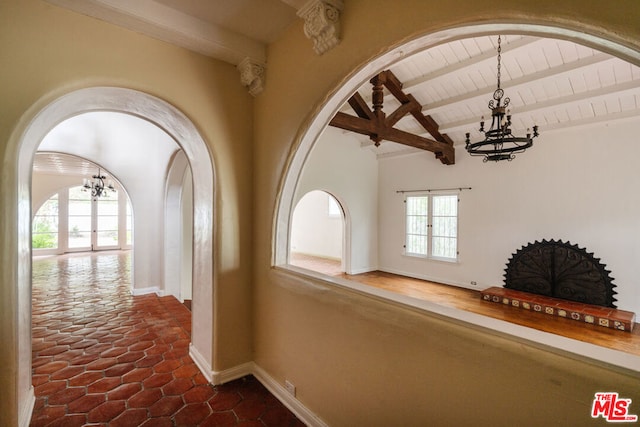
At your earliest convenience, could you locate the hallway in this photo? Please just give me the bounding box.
[30,251,303,427]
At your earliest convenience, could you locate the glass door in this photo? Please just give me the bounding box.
[95,189,120,250]
[68,186,92,251]
[67,186,121,251]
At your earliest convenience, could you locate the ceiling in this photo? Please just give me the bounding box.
[42,1,640,162]
[45,0,305,64]
[340,34,640,158]
[33,152,102,177]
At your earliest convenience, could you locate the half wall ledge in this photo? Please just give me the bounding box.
[481,287,636,332]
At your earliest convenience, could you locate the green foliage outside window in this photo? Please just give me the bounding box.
[32,195,59,249]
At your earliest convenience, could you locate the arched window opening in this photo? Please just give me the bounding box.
[274,26,640,366]
[290,190,345,276]
[32,183,133,254]
[32,193,59,250]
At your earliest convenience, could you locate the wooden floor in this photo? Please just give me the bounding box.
[290,255,640,357]
[340,271,640,356]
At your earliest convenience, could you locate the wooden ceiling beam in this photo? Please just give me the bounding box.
[330,112,454,164]
[330,69,455,165]
[347,91,375,119]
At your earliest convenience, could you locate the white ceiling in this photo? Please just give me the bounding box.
[33,152,101,177]
[43,1,640,161]
[342,34,640,157]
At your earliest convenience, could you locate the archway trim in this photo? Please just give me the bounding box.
[14,87,216,423]
[273,23,640,372]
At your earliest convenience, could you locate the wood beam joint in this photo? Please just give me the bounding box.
[330,70,454,164]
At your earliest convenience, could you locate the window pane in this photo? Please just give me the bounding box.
[97,231,118,247]
[68,216,91,231]
[33,215,58,233]
[407,234,427,255]
[433,217,457,237]
[432,237,457,258]
[407,215,428,235]
[69,200,91,216]
[33,232,58,249]
[98,200,118,216]
[39,197,59,214]
[407,196,428,215]
[406,196,428,255]
[97,215,118,231]
[433,195,457,216]
[432,195,458,259]
[33,194,59,249]
[68,214,91,248]
[69,186,89,199]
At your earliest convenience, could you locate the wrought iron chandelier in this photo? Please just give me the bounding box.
[465,35,539,162]
[82,168,115,197]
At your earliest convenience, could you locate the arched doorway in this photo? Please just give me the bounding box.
[290,190,346,275]
[14,87,216,417]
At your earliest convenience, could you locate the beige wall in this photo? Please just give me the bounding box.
[0,1,253,425]
[3,0,640,425]
[254,0,640,426]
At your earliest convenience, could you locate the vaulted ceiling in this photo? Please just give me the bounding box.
[340,35,640,158]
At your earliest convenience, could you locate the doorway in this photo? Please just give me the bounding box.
[14,88,216,422]
[290,190,345,275]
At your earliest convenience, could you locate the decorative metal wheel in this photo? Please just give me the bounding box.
[504,239,617,308]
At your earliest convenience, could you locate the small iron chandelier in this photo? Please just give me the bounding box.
[82,169,115,198]
[465,35,539,162]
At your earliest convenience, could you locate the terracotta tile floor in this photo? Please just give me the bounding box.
[31,251,304,427]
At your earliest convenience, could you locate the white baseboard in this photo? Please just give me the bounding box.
[378,266,470,290]
[347,266,376,275]
[212,362,253,385]
[252,364,328,427]
[189,344,213,383]
[131,286,163,296]
[190,359,327,427]
[19,386,35,427]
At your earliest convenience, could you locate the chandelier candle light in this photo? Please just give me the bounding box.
[465,35,539,162]
[82,168,115,198]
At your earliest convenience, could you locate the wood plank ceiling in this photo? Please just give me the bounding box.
[342,35,640,158]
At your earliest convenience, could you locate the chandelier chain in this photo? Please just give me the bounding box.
[465,34,539,162]
[496,35,502,90]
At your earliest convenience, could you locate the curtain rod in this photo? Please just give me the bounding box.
[395,187,472,194]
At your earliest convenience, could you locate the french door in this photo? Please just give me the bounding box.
[68,186,121,251]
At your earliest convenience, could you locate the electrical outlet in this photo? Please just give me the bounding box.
[285,380,296,397]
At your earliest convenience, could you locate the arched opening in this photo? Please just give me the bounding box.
[274,24,640,366]
[290,190,346,276]
[14,87,216,416]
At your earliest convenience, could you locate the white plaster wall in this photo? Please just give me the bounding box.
[181,167,193,302]
[294,126,378,274]
[32,172,82,212]
[378,119,640,313]
[164,151,189,300]
[37,112,180,291]
[291,190,343,259]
